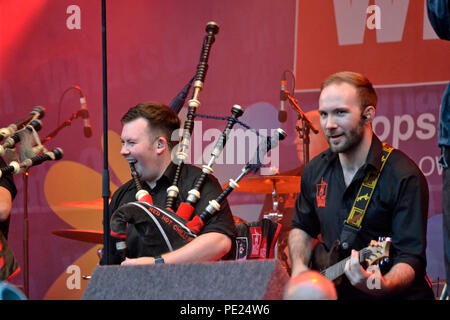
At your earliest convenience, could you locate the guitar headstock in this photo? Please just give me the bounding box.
[363,237,391,266]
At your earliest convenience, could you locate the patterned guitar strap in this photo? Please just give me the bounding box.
[339,142,394,251]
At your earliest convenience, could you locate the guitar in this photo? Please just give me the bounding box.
[312,238,391,282]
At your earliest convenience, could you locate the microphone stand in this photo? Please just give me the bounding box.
[22,170,29,298]
[283,91,319,165]
[25,108,90,296]
[13,104,83,298]
[101,0,111,265]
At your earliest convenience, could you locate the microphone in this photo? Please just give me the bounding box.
[279,74,288,123]
[79,94,92,138]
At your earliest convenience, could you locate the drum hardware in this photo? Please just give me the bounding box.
[51,229,104,244]
[224,174,300,223]
[264,176,285,223]
[224,175,300,194]
[264,212,284,221]
[55,198,104,210]
[264,177,287,271]
[230,174,301,273]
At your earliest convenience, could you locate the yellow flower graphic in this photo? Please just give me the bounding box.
[42,130,129,300]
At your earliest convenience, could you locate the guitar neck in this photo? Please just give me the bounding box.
[320,251,363,281]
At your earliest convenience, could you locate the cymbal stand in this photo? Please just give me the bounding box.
[263,179,284,262]
[22,170,29,297]
[263,179,283,222]
[21,128,46,298]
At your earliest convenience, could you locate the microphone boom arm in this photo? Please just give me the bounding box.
[284,92,319,165]
[41,109,89,144]
[285,94,319,134]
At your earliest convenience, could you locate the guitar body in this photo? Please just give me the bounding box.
[310,240,345,285]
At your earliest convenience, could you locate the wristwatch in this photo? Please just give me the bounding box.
[154,255,165,264]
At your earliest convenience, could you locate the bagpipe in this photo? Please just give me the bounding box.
[0,106,64,177]
[0,106,64,284]
[109,22,287,260]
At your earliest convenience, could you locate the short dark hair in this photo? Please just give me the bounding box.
[121,102,180,149]
[320,71,378,111]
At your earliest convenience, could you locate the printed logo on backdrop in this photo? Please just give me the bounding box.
[295,0,449,89]
[370,82,444,181]
[66,265,81,290]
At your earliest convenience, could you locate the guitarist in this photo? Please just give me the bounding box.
[288,72,435,299]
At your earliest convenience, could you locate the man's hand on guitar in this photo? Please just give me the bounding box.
[344,249,390,296]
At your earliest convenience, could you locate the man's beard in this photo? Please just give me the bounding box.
[327,119,365,154]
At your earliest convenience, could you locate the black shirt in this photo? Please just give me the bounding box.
[0,157,17,239]
[106,162,236,264]
[0,156,18,281]
[292,135,433,299]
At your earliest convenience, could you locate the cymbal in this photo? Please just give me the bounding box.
[233,215,248,225]
[55,198,104,210]
[223,175,301,194]
[52,229,104,244]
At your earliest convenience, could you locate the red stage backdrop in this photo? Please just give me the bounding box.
[295,0,449,88]
[0,0,447,299]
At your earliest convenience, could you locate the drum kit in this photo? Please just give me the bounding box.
[223,175,300,221]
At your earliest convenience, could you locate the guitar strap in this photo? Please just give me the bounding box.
[339,142,394,250]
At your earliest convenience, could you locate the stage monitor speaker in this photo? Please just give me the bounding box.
[82,259,289,300]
